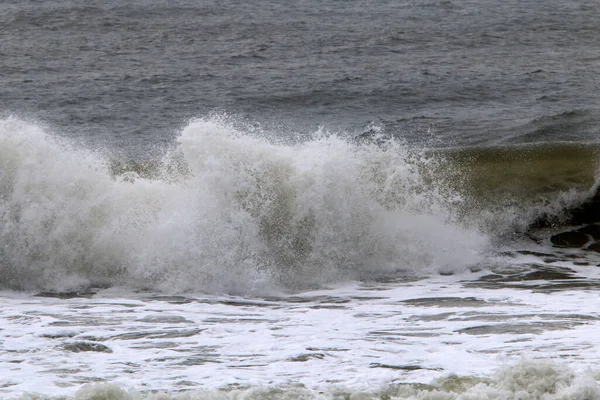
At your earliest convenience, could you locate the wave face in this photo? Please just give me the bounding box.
[434,142,600,235]
[0,117,487,293]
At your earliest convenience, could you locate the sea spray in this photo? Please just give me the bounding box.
[0,116,487,293]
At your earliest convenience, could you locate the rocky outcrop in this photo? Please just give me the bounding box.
[564,192,600,226]
[586,242,600,252]
[574,223,600,240]
[530,185,600,230]
[550,230,591,248]
[549,223,600,250]
[541,185,600,250]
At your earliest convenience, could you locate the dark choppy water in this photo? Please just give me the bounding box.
[3,0,600,154]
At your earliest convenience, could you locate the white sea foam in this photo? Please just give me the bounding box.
[3,234,600,398]
[14,360,600,400]
[0,116,486,293]
[4,260,600,398]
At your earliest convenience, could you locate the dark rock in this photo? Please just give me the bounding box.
[550,231,590,248]
[586,242,600,252]
[528,188,600,229]
[568,198,600,225]
[577,224,600,240]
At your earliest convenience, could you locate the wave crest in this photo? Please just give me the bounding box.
[0,116,487,293]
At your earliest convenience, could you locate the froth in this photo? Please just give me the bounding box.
[17,361,600,399]
[0,116,486,293]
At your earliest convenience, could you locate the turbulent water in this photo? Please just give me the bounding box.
[3,0,600,398]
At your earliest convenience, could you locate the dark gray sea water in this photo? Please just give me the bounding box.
[3,0,600,154]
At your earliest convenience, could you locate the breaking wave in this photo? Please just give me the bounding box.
[1,115,599,293]
[0,116,488,293]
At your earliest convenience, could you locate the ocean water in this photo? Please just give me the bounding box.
[3,0,600,398]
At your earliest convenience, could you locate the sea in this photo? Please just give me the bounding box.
[3,0,600,398]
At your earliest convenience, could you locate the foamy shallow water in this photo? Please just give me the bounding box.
[3,252,600,399]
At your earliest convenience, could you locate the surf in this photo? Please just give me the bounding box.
[0,116,487,293]
[1,115,599,294]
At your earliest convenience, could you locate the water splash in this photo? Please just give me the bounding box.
[0,116,487,293]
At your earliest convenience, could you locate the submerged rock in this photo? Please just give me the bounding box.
[550,231,590,248]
